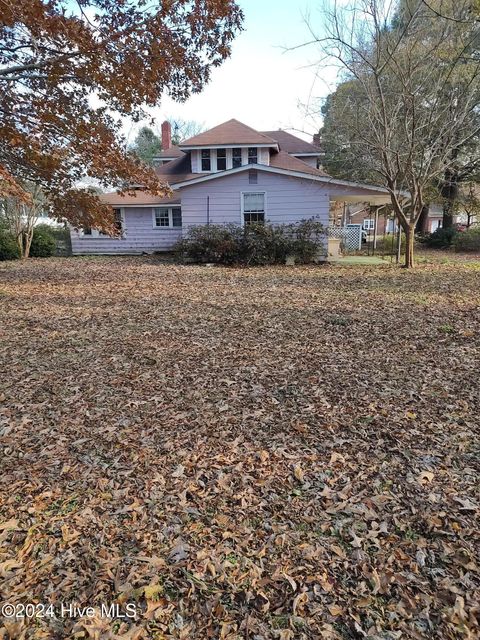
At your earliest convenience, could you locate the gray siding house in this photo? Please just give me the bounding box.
[70,119,391,255]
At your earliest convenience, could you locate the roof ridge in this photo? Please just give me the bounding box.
[179,119,278,147]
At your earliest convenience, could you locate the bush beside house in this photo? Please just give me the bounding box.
[0,229,21,261]
[30,225,57,257]
[0,224,57,261]
[175,220,325,266]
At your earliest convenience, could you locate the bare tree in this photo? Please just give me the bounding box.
[305,0,480,267]
[2,183,47,258]
[458,181,480,226]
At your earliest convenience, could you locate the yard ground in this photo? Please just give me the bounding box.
[0,257,479,639]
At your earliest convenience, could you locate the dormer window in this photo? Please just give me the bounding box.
[216,148,226,171]
[248,147,258,164]
[232,148,242,168]
[201,149,211,171]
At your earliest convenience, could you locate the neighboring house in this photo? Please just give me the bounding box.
[346,203,459,236]
[70,119,392,255]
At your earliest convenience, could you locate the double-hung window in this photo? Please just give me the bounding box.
[363,219,375,230]
[232,148,242,168]
[248,147,258,164]
[83,208,123,237]
[243,192,265,225]
[201,150,211,171]
[154,207,182,228]
[113,208,123,233]
[216,148,226,171]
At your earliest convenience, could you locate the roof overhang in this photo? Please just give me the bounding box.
[170,163,407,204]
[292,152,323,157]
[179,143,279,151]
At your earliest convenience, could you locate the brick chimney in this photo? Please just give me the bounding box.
[312,133,321,148]
[161,120,172,150]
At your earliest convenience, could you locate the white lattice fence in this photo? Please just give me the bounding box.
[328,225,362,252]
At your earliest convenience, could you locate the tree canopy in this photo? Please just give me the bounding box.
[129,127,163,166]
[312,0,480,266]
[0,0,243,232]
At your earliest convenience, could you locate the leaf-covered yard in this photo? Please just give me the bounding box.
[0,257,479,640]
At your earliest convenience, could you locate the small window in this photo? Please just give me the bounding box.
[154,207,182,228]
[216,148,226,171]
[201,149,211,171]
[172,207,182,227]
[243,192,265,225]
[113,208,123,232]
[248,147,257,164]
[249,170,258,184]
[232,148,242,168]
[83,227,92,236]
[154,208,170,227]
[363,219,374,230]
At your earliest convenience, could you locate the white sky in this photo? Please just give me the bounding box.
[125,0,339,145]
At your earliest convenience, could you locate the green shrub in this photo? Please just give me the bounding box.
[175,220,324,266]
[424,226,457,248]
[0,230,20,261]
[175,224,241,264]
[453,227,480,252]
[30,226,56,257]
[290,218,325,262]
[376,232,407,255]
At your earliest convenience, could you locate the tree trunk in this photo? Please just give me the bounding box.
[441,160,459,229]
[23,231,32,259]
[415,205,429,233]
[404,224,415,268]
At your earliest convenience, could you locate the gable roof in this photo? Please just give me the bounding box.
[154,148,329,186]
[269,150,329,177]
[179,119,279,148]
[262,130,322,155]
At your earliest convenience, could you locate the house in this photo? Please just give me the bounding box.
[70,119,393,255]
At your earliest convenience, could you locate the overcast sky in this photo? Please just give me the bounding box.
[126,0,338,145]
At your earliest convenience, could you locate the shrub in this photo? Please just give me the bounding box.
[175,220,325,266]
[0,230,20,261]
[290,219,325,262]
[30,225,56,257]
[453,226,480,252]
[175,224,241,264]
[424,226,457,249]
[376,232,407,255]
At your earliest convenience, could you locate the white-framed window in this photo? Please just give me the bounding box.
[242,192,265,225]
[232,148,242,168]
[201,150,211,171]
[216,148,226,171]
[363,219,375,230]
[82,208,124,237]
[248,147,258,164]
[153,207,182,228]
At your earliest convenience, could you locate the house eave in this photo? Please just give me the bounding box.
[179,143,279,151]
[170,163,406,202]
[292,152,323,157]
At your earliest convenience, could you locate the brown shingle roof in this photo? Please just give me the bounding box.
[269,151,329,177]
[153,149,330,186]
[99,192,180,206]
[154,153,209,184]
[261,130,322,155]
[179,119,278,147]
[153,145,184,160]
